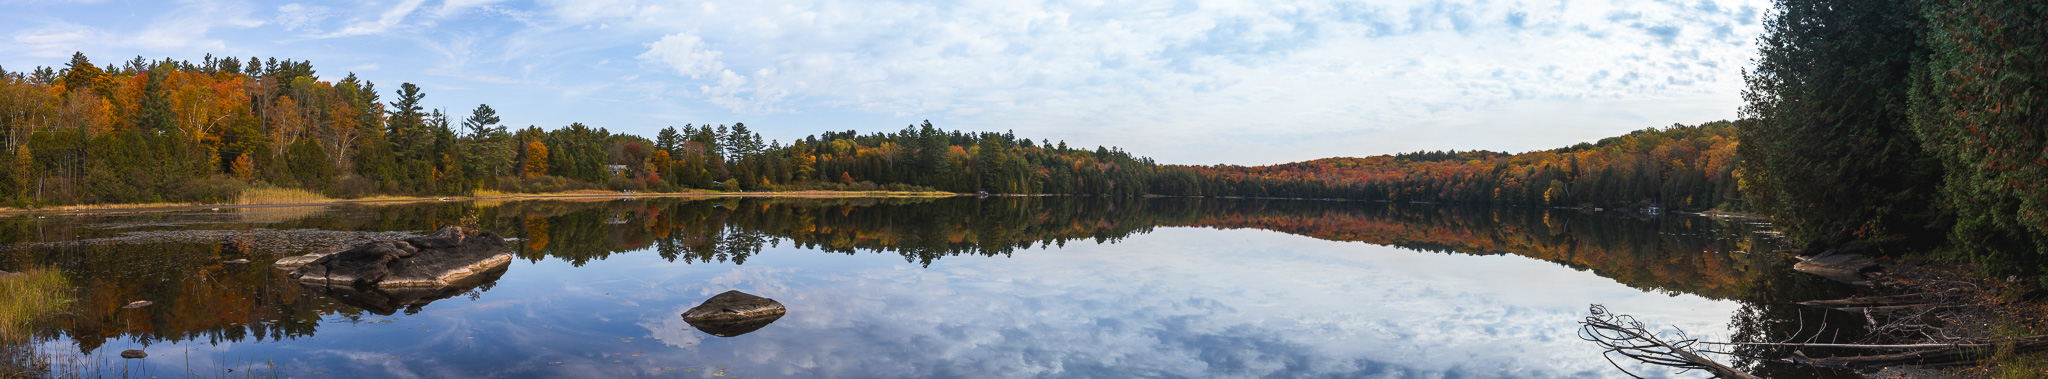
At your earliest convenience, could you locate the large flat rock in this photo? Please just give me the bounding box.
[279,226,515,315]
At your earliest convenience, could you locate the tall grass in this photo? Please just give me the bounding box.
[1,268,71,378]
[236,187,332,205]
[0,269,70,339]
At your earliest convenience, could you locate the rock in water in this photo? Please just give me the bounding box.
[285,226,514,315]
[289,226,512,288]
[120,350,146,359]
[682,290,787,337]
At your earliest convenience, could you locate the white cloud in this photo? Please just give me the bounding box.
[130,0,264,51]
[275,3,334,32]
[324,0,428,37]
[432,0,506,19]
[10,23,99,58]
[639,33,722,79]
[6,0,263,60]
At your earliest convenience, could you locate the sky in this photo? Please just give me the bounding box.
[0,0,1769,165]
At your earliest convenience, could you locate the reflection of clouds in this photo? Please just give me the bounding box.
[638,304,705,349]
[628,227,1734,378]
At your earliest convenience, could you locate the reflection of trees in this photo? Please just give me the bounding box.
[488,198,1787,299]
[1722,255,1865,378]
[0,240,336,354]
[0,196,1800,357]
[1154,202,1788,299]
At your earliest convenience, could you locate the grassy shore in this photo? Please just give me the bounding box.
[0,188,958,216]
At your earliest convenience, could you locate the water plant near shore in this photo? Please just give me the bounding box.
[0,268,70,339]
[1,268,71,377]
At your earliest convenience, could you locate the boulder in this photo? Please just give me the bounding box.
[284,226,514,315]
[682,290,787,337]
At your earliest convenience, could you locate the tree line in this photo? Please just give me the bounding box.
[0,53,811,205]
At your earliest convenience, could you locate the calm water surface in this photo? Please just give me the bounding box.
[0,198,1856,378]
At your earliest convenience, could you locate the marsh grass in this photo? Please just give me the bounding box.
[0,269,70,339]
[236,187,332,205]
[1,268,71,378]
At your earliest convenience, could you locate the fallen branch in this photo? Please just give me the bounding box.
[1710,336,2048,350]
[1579,304,1759,379]
[1796,292,1946,308]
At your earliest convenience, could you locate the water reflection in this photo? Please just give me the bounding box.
[0,197,1839,377]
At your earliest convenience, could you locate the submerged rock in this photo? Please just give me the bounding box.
[120,350,146,359]
[282,226,514,315]
[682,290,787,337]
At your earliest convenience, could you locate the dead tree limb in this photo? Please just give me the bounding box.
[1796,292,1947,308]
[1579,304,1760,379]
[1707,336,2048,368]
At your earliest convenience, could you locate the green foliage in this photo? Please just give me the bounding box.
[1909,0,2048,276]
[1733,0,2048,279]
[282,139,333,191]
[1738,0,1944,248]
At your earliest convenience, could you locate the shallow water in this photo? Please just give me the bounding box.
[0,197,1855,378]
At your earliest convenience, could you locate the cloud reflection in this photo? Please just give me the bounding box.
[629,227,1735,378]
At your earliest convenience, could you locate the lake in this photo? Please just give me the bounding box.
[0,197,1861,378]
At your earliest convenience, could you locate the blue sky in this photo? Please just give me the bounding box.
[1,0,1766,165]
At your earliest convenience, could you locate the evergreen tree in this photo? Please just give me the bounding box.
[1737,0,1943,249]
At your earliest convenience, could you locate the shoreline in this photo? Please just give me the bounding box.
[0,190,960,216]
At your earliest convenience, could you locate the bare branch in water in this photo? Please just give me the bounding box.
[1578,304,1760,379]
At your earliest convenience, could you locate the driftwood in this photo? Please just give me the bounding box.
[1776,336,2048,368]
[1579,305,1760,379]
[1709,337,2048,368]
[1797,293,1945,308]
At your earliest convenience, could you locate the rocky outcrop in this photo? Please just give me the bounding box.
[682,290,787,337]
[280,226,514,315]
[286,226,512,288]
